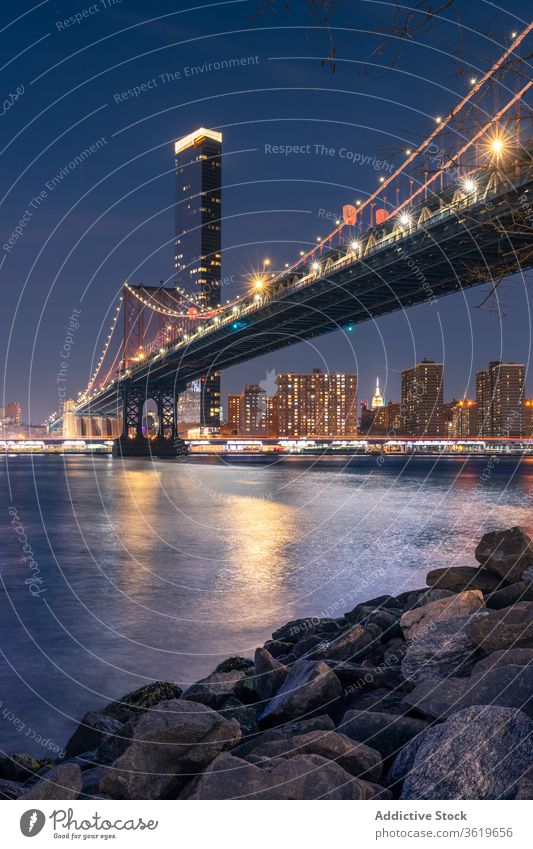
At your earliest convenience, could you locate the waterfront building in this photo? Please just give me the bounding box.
[177,379,202,436]
[227,394,241,434]
[174,127,222,430]
[524,400,533,437]
[401,359,444,437]
[446,399,478,438]
[240,384,267,436]
[360,400,401,436]
[476,361,525,437]
[276,368,357,438]
[6,401,22,425]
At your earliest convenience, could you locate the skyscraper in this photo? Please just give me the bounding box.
[276,368,357,438]
[174,127,222,430]
[371,378,384,409]
[476,361,525,437]
[401,360,444,437]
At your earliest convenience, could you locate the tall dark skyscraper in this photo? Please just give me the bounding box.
[476,361,525,437]
[174,127,222,430]
[401,359,444,437]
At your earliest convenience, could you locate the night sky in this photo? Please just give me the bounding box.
[1,0,531,423]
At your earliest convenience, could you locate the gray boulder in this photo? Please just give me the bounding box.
[253,647,288,701]
[99,699,241,799]
[400,590,484,640]
[316,623,382,663]
[180,751,385,799]
[102,681,182,723]
[402,614,484,683]
[398,706,533,799]
[64,711,124,759]
[426,565,502,594]
[467,602,533,653]
[338,709,428,759]
[181,671,247,709]
[0,752,42,782]
[0,778,26,799]
[514,765,533,799]
[244,729,382,781]
[403,665,533,720]
[475,527,533,583]
[471,648,533,676]
[230,714,335,758]
[272,617,341,644]
[258,660,342,727]
[21,764,82,800]
[484,582,533,610]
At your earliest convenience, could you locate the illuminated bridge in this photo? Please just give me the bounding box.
[49,27,533,455]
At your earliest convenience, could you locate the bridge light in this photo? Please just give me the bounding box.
[355,200,361,207]
[435,116,442,123]
[263,258,271,267]
[405,149,412,155]
[399,213,410,226]
[463,178,476,193]
[470,77,477,85]
[512,31,517,38]
[254,294,261,301]
[316,236,321,242]
[312,262,320,272]
[490,137,504,155]
[351,240,360,251]
[299,250,305,256]
[346,324,354,332]
[379,176,385,183]
[232,322,239,329]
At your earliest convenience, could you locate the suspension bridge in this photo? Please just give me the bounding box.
[49,26,533,456]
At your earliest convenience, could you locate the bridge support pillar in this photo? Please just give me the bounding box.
[113,387,187,457]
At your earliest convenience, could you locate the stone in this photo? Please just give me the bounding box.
[406,588,455,609]
[0,752,41,782]
[214,656,253,673]
[272,617,342,644]
[400,590,484,640]
[64,711,125,759]
[218,697,259,737]
[230,715,335,758]
[471,648,533,676]
[292,635,325,659]
[475,526,533,583]
[338,709,428,759]
[244,729,382,782]
[426,565,502,594]
[21,764,82,800]
[523,565,533,584]
[258,660,342,727]
[180,751,384,799]
[181,671,247,709]
[344,596,399,624]
[99,699,241,799]
[403,665,533,720]
[102,681,182,723]
[348,687,412,716]
[467,602,533,653]
[79,766,110,798]
[402,614,483,683]
[253,647,288,702]
[95,720,135,765]
[263,639,291,658]
[316,623,382,663]
[514,765,533,799]
[399,706,533,799]
[485,582,533,609]
[0,778,26,799]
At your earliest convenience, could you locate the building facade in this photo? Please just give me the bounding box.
[276,368,357,438]
[401,360,444,437]
[476,361,525,438]
[174,128,222,430]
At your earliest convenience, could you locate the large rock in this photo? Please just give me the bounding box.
[181,671,247,709]
[230,715,335,758]
[64,711,124,759]
[400,590,484,640]
[180,751,385,799]
[21,764,82,800]
[0,778,26,799]
[426,566,502,594]
[99,699,241,799]
[102,681,182,723]
[0,752,41,782]
[272,617,341,644]
[253,648,288,702]
[403,665,533,720]
[475,527,533,583]
[258,660,342,727]
[467,602,533,653]
[338,709,428,759]
[471,648,533,677]
[316,623,382,663]
[244,729,382,781]
[398,706,533,799]
[402,615,483,683]
[485,582,533,610]
[515,765,533,799]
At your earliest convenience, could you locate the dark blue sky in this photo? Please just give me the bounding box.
[1,0,531,422]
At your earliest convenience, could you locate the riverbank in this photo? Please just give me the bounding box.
[1,525,533,800]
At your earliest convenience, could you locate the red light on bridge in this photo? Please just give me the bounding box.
[188,307,198,318]
[375,208,389,225]
[343,204,357,226]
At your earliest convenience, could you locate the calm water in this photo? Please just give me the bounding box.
[1,452,532,755]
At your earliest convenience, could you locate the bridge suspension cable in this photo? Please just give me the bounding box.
[81,294,123,398]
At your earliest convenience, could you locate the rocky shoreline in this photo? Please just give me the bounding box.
[2,526,533,800]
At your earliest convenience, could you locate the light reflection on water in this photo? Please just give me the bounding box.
[1,454,532,754]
